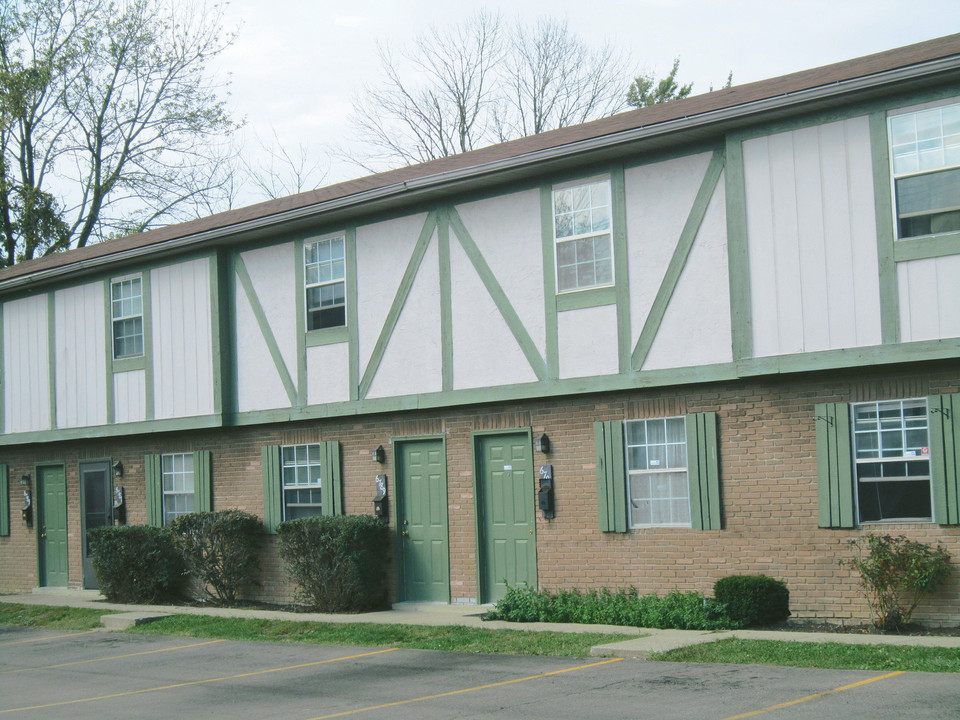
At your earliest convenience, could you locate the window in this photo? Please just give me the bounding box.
[624,417,690,527]
[553,179,613,293]
[853,399,932,522]
[888,102,960,239]
[281,444,324,520]
[594,413,720,532]
[161,453,195,525]
[111,276,143,358]
[304,236,346,331]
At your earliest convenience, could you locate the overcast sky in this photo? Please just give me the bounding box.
[209,0,960,201]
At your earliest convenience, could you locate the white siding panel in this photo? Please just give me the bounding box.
[454,189,545,358]
[558,305,619,379]
[625,152,712,346]
[744,116,882,357]
[151,259,214,419]
[898,256,960,342]
[306,344,350,405]
[643,181,732,370]
[4,295,50,433]
[241,243,297,381]
[114,370,145,424]
[54,283,107,428]
[357,213,428,376]
[449,235,539,390]
[367,239,443,399]
[236,276,290,412]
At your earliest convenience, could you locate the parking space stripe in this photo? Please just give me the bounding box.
[305,657,625,720]
[0,639,227,675]
[0,630,99,646]
[0,647,399,714]
[719,671,906,719]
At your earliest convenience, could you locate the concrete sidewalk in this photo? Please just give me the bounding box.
[5,588,960,659]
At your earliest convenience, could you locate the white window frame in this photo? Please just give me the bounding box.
[304,234,346,331]
[110,275,143,359]
[281,443,323,520]
[552,177,614,293]
[624,416,691,528]
[887,100,960,241]
[852,398,934,523]
[161,453,195,526]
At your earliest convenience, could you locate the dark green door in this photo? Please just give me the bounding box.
[37,465,69,587]
[397,439,449,602]
[477,433,537,603]
[80,462,112,589]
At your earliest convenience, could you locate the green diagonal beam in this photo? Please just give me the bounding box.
[632,149,726,370]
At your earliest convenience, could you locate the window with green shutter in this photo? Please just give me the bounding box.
[145,451,212,527]
[262,441,342,533]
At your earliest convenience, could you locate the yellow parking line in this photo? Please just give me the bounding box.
[0,629,99,646]
[305,657,625,719]
[0,639,227,674]
[0,647,399,714]
[720,671,906,720]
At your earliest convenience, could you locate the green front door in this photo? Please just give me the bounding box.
[396,439,449,602]
[37,465,69,587]
[476,432,537,603]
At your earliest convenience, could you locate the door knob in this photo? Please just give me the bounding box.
[529,529,534,535]
[402,531,409,537]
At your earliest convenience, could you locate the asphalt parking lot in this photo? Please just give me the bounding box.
[1,626,957,720]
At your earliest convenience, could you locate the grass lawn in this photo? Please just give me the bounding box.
[0,603,116,630]
[653,638,960,673]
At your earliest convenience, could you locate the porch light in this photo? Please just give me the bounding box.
[371,445,385,464]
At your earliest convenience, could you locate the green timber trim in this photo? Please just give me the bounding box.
[0,413,222,447]
[438,208,454,391]
[305,326,350,347]
[141,271,154,420]
[815,402,855,528]
[359,211,438,399]
[144,453,163,527]
[345,228,360,401]
[235,254,298,407]
[685,412,722,530]
[594,420,627,532]
[47,292,56,430]
[869,110,899,345]
[261,445,282,533]
[893,232,960,262]
[195,449,212,513]
[929,393,960,526]
[209,253,225,418]
[540,186,559,379]
[0,464,8,536]
[449,208,547,381]
[556,286,616,311]
[0,303,4,433]
[294,238,307,405]
[725,133,752,362]
[321,441,343,516]
[103,280,114,424]
[633,148,725,371]
[611,164,632,374]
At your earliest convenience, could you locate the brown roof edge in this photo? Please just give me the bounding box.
[3,32,960,285]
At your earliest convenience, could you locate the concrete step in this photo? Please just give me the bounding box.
[101,612,171,631]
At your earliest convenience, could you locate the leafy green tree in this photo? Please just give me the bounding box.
[0,0,238,267]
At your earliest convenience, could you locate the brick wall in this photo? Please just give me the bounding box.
[2,360,958,624]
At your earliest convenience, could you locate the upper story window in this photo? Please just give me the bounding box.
[853,398,932,523]
[888,102,960,240]
[304,235,346,331]
[161,452,195,526]
[553,179,613,293]
[111,276,143,359]
[281,444,323,520]
[624,417,690,527]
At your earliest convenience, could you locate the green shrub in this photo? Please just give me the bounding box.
[842,533,952,630]
[170,510,263,605]
[713,575,790,627]
[277,515,390,612]
[89,525,185,603]
[487,586,736,630]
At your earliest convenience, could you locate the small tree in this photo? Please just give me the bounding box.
[843,533,952,630]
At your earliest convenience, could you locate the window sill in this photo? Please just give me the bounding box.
[556,285,616,311]
[112,355,146,373]
[305,326,349,347]
[893,230,960,262]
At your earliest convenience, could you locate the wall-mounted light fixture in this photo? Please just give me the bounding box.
[535,433,551,454]
[371,445,385,464]
[112,460,124,478]
[19,473,31,486]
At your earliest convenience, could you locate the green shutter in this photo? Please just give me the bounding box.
[594,421,627,532]
[0,465,9,537]
[815,402,855,528]
[144,454,163,527]
[686,412,722,530]
[194,450,212,513]
[261,445,282,533]
[929,393,960,525]
[321,441,343,517]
